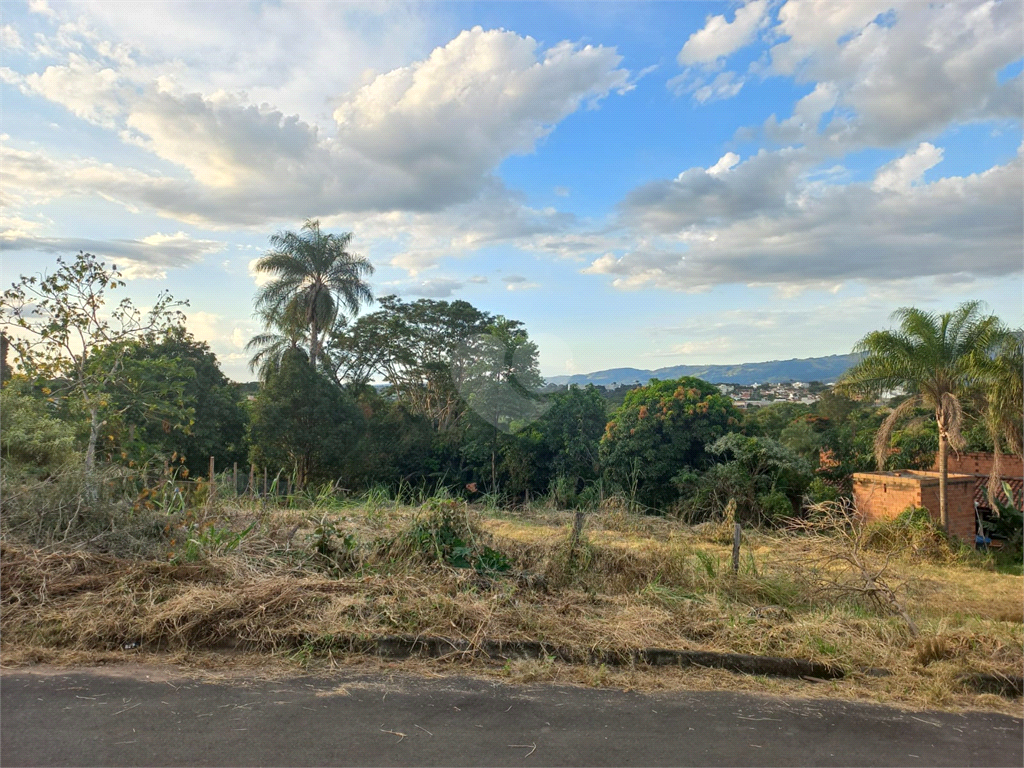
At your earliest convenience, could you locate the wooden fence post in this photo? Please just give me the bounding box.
[732,522,742,574]
[263,467,268,497]
[249,464,256,496]
[233,462,239,496]
[209,456,215,496]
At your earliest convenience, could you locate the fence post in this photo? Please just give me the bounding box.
[209,456,215,496]
[263,467,268,497]
[249,464,256,496]
[233,462,239,496]
[732,522,742,574]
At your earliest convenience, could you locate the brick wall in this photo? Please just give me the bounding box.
[934,452,1024,480]
[852,471,977,545]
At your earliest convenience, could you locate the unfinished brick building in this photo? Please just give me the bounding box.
[852,452,1024,548]
[852,470,977,544]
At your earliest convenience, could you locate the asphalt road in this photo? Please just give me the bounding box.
[1,666,1021,767]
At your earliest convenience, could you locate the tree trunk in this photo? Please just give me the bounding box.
[309,318,319,370]
[937,432,949,534]
[85,406,100,472]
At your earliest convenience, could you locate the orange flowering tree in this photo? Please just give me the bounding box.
[600,377,740,511]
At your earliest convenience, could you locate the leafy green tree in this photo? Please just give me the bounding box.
[741,401,810,439]
[251,219,374,369]
[1,252,187,470]
[601,377,740,510]
[326,295,494,430]
[247,348,364,488]
[462,317,545,492]
[837,302,1007,531]
[104,326,248,476]
[344,397,436,490]
[537,385,607,492]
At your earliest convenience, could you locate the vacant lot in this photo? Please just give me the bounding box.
[2,498,1021,715]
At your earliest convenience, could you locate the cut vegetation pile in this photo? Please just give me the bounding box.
[1,496,1021,714]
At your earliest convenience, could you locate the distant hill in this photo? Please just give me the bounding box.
[546,353,862,387]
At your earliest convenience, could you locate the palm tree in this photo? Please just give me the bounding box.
[245,303,308,383]
[252,220,374,369]
[979,330,1023,500]
[837,301,1006,532]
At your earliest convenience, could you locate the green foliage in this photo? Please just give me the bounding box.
[676,434,813,524]
[251,219,374,370]
[402,498,511,573]
[247,347,364,487]
[0,252,187,470]
[742,402,811,440]
[985,482,1023,555]
[0,383,79,475]
[326,295,493,430]
[601,377,740,511]
[104,326,247,475]
[172,519,257,563]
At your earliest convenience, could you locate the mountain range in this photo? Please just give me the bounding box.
[546,353,862,387]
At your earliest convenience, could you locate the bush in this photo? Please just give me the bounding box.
[0,464,165,557]
[0,384,79,476]
[398,498,511,573]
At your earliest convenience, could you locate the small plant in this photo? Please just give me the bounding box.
[402,498,511,573]
[171,519,256,563]
[694,549,719,579]
[306,513,358,572]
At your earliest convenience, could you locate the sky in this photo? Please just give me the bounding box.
[1,0,1022,382]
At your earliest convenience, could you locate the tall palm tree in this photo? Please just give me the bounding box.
[837,301,1006,532]
[252,220,374,369]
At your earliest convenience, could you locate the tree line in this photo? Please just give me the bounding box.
[2,221,1021,532]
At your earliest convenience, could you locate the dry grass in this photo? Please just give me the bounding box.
[1,500,1021,715]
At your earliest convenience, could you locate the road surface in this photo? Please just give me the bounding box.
[1,666,1021,766]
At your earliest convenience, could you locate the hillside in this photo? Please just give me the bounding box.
[546,353,862,387]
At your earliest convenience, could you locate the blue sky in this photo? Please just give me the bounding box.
[2,0,1021,381]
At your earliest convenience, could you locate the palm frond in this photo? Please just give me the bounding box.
[874,395,922,470]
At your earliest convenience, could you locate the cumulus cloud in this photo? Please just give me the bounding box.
[678,0,769,65]
[0,230,224,279]
[587,149,1023,291]
[764,0,1023,147]
[619,148,812,233]
[5,27,630,227]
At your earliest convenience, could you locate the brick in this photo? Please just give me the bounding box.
[853,470,977,546]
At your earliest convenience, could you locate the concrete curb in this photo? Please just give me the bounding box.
[359,634,847,680]
[959,672,1024,697]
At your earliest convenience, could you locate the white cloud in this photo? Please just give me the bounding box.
[247,257,275,288]
[765,0,1023,147]
[27,0,58,19]
[706,152,741,177]
[0,230,224,279]
[678,0,769,65]
[872,143,944,192]
[2,25,23,50]
[503,274,540,291]
[588,151,1023,291]
[621,148,812,233]
[5,27,630,227]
